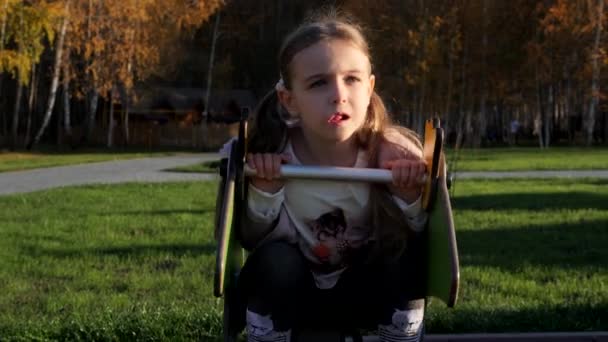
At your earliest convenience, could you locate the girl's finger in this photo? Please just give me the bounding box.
[383,160,395,170]
[254,153,266,178]
[280,153,292,164]
[263,153,275,180]
[273,154,282,178]
[401,162,411,188]
[391,163,400,187]
[418,162,427,184]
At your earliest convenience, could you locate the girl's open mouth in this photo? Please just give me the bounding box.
[327,113,350,124]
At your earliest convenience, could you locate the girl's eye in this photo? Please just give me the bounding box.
[309,79,326,88]
[345,76,360,84]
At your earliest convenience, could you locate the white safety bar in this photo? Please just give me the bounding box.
[244,164,427,183]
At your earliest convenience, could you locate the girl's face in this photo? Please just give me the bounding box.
[278,39,375,145]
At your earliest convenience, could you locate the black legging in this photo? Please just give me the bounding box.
[236,239,426,332]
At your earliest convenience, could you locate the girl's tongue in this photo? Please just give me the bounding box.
[328,113,349,124]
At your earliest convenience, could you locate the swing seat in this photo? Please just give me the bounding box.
[213,117,459,342]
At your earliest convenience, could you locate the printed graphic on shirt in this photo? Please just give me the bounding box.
[308,208,369,267]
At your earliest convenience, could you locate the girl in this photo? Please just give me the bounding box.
[238,11,428,342]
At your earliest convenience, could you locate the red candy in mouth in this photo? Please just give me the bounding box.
[313,243,330,261]
[328,113,349,124]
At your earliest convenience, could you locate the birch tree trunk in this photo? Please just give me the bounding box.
[80,0,96,146]
[118,84,129,146]
[11,83,23,149]
[535,78,544,148]
[476,0,488,148]
[455,38,468,149]
[416,2,428,135]
[62,60,72,140]
[534,29,545,149]
[586,0,604,146]
[122,94,130,146]
[29,9,69,149]
[24,64,38,147]
[10,10,25,150]
[107,87,114,147]
[82,91,99,144]
[122,23,136,146]
[417,71,427,135]
[199,11,221,149]
[564,63,572,143]
[544,84,553,147]
[464,95,473,148]
[443,38,454,141]
[0,0,8,139]
[203,11,220,124]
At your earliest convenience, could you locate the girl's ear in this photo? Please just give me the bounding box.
[368,74,376,97]
[277,88,299,115]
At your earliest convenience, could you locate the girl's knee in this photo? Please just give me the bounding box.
[254,241,305,267]
[243,241,310,296]
[241,242,310,332]
[252,242,307,280]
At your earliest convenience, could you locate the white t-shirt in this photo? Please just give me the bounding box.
[246,141,426,289]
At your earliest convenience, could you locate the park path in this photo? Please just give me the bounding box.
[0,153,217,196]
[1,153,607,195]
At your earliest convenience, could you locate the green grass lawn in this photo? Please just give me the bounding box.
[427,178,608,332]
[446,147,608,171]
[2,146,607,174]
[172,147,608,174]
[0,182,222,341]
[0,179,606,340]
[0,148,199,173]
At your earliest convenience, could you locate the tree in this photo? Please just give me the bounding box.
[0,0,56,149]
[5,0,608,149]
[476,0,488,148]
[30,0,70,149]
[586,0,604,145]
[0,0,18,139]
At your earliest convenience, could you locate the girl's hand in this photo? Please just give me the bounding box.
[382,156,426,203]
[246,153,291,194]
[378,133,427,203]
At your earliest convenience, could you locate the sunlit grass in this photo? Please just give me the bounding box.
[427,178,608,332]
[0,179,606,339]
[0,182,223,340]
[3,146,607,174]
[446,147,608,171]
[168,147,608,174]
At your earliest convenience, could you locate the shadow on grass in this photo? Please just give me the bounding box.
[22,243,217,259]
[98,209,215,216]
[454,191,608,211]
[427,301,608,333]
[456,218,608,271]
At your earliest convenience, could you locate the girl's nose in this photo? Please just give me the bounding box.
[331,80,347,104]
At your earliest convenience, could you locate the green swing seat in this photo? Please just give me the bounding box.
[213,117,459,342]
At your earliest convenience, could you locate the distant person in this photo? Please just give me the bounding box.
[238,10,428,342]
[510,119,520,145]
